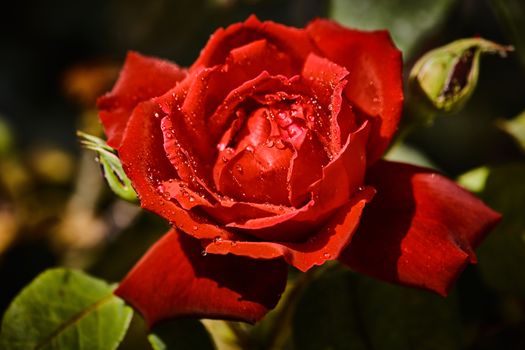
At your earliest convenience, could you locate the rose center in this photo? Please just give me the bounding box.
[213,93,327,206]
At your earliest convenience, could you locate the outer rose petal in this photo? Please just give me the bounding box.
[205,187,375,272]
[306,19,403,164]
[191,15,315,71]
[97,51,187,148]
[115,229,288,326]
[339,161,501,296]
[119,99,235,241]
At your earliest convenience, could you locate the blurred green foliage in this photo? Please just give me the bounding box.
[330,0,456,58]
[294,269,464,350]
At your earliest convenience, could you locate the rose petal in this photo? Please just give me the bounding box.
[205,187,375,272]
[208,72,293,144]
[287,130,330,206]
[218,140,294,205]
[97,51,187,148]
[226,38,294,79]
[226,121,370,242]
[302,53,348,107]
[160,178,295,224]
[177,40,296,159]
[191,15,315,71]
[306,20,403,164]
[118,99,234,240]
[116,228,288,326]
[161,115,217,195]
[301,54,351,155]
[339,161,502,296]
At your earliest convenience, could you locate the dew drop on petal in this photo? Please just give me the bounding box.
[323,252,331,259]
[201,250,208,256]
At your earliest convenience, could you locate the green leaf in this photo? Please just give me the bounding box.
[473,163,525,297]
[77,131,138,202]
[0,268,133,350]
[497,109,525,152]
[293,268,463,350]
[353,276,463,350]
[329,0,456,57]
[147,319,215,350]
[292,269,368,350]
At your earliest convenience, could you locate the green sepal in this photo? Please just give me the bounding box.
[77,131,138,202]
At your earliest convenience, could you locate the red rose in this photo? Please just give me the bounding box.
[97,16,500,325]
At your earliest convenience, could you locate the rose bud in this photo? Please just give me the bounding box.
[97,16,501,326]
[409,38,512,120]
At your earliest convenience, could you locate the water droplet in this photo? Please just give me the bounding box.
[201,250,208,256]
[230,241,237,246]
[221,156,228,163]
[266,139,274,148]
[192,225,199,231]
[357,186,365,191]
[245,145,254,153]
[235,164,244,174]
[189,196,195,202]
[323,252,331,259]
[287,124,302,138]
[214,236,223,245]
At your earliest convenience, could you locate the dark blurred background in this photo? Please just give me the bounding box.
[1,0,524,349]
